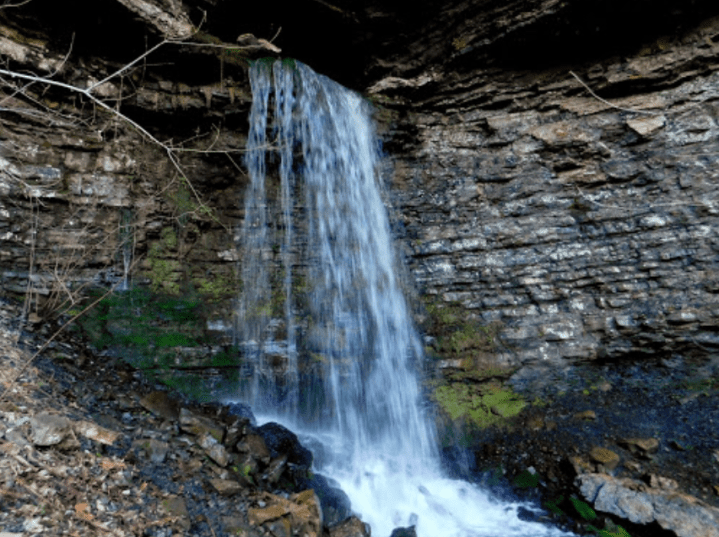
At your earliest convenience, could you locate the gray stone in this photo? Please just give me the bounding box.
[29,413,72,447]
[197,432,230,467]
[577,473,719,537]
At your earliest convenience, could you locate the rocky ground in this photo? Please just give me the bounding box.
[439,357,719,537]
[2,292,719,537]
[0,297,363,537]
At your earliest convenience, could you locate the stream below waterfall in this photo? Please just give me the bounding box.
[235,58,576,537]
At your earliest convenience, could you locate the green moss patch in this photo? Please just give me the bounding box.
[423,299,501,359]
[433,382,526,429]
[73,287,239,401]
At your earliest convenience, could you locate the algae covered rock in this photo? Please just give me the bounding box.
[433,382,526,429]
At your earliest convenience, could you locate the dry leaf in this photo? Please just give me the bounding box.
[74,502,93,521]
[100,458,126,471]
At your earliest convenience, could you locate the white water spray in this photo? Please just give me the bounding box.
[238,59,575,537]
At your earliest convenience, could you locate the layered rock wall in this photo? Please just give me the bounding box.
[381,18,719,366]
[2,0,719,371]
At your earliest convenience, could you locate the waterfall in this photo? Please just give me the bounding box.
[118,208,133,291]
[237,59,575,537]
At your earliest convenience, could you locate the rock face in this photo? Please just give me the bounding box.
[2,1,719,371]
[388,54,719,367]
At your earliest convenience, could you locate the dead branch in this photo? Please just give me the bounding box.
[0,255,144,402]
[569,71,661,116]
[0,0,33,9]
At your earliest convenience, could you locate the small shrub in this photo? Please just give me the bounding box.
[570,497,597,521]
[513,469,539,489]
[544,495,565,516]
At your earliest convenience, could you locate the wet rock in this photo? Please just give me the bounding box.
[29,413,72,447]
[140,391,180,421]
[223,401,256,426]
[297,473,353,526]
[390,526,417,537]
[577,473,719,537]
[328,516,371,537]
[257,422,313,468]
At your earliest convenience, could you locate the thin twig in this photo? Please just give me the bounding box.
[569,71,661,115]
[88,39,169,91]
[0,257,143,402]
[0,0,33,9]
[269,27,282,44]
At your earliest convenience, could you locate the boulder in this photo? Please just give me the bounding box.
[29,413,73,447]
[257,422,313,468]
[223,401,256,426]
[296,472,353,527]
[328,516,371,537]
[577,473,719,537]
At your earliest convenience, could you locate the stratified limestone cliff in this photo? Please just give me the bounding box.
[383,23,719,368]
[2,0,719,371]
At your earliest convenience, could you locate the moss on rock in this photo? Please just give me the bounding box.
[433,381,526,429]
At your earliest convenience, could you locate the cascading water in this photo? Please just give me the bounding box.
[237,59,575,537]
